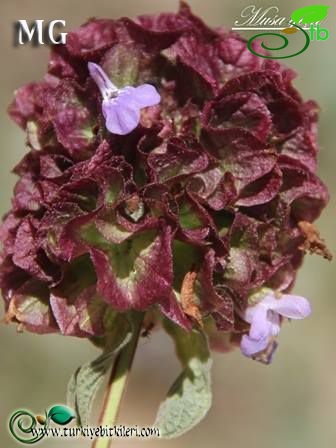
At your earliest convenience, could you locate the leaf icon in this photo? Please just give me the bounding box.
[291,5,329,24]
[281,27,298,34]
[47,405,76,426]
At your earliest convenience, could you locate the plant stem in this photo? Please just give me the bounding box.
[92,312,144,448]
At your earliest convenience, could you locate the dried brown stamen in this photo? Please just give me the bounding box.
[181,271,203,327]
[298,221,332,260]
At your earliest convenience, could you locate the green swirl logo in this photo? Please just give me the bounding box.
[246,5,329,59]
[9,405,75,444]
[247,24,310,59]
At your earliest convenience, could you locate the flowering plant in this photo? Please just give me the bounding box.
[1,2,331,443]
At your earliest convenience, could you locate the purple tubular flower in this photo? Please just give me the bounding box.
[240,292,311,360]
[88,62,160,135]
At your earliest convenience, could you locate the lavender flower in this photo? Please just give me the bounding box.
[88,62,160,135]
[241,292,312,360]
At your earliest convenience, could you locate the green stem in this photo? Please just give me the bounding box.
[92,313,144,448]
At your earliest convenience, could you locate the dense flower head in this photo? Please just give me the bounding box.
[1,3,330,359]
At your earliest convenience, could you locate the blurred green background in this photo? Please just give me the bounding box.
[0,1,335,447]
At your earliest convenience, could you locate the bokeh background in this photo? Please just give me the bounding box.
[0,1,335,447]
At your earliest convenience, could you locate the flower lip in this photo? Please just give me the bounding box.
[88,61,161,135]
[240,292,311,361]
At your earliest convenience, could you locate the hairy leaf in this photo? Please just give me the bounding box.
[67,313,132,426]
[154,321,212,438]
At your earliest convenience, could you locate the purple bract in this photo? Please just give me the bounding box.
[0,3,330,362]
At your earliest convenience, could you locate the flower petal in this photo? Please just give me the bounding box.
[88,62,117,96]
[132,84,161,107]
[271,294,312,319]
[253,340,278,365]
[240,334,269,357]
[89,61,160,136]
[268,311,281,336]
[248,305,272,341]
[103,99,140,135]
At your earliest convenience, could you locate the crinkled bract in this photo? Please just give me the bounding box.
[1,3,329,365]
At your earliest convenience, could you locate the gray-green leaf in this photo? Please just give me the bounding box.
[291,5,329,24]
[154,321,212,438]
[67,313,132,426]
